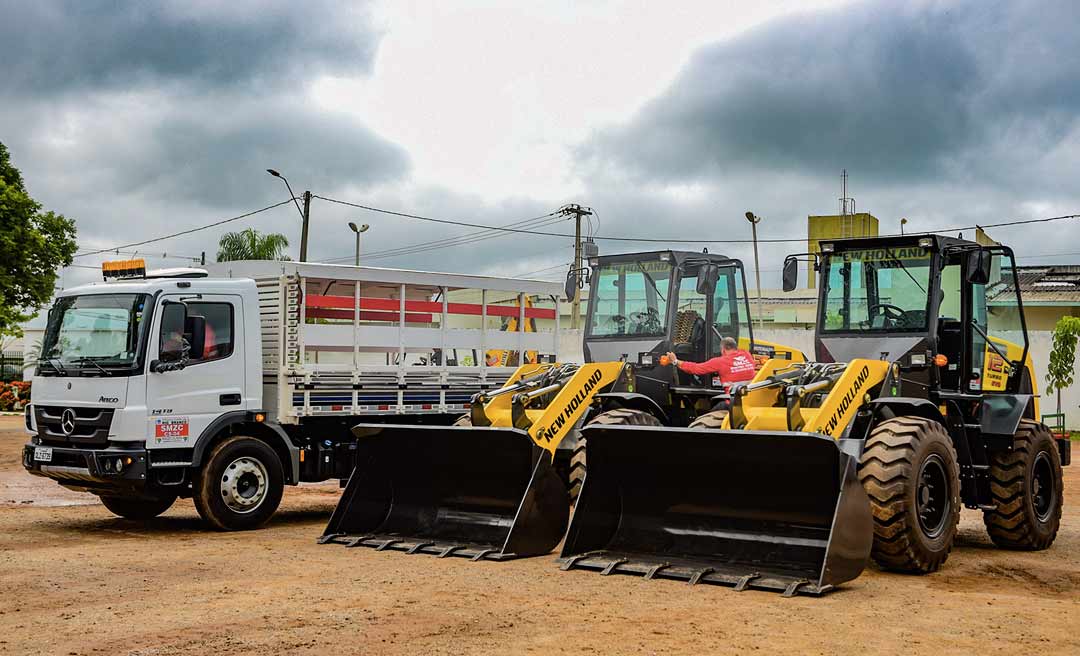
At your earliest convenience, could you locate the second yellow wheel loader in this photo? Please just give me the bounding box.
[320,250,801,561]
[560,234,1068,595]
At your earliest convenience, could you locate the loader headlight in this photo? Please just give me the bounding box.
[639,353,654,366]
[909,353,926,366]
[918,237,933,248]
[820,243,834,253]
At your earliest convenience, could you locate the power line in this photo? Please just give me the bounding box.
[73,199,296,258]
[323,212,567,263]
[316,194,1080,245]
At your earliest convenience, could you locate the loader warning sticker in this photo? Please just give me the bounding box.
[154,417,190,442]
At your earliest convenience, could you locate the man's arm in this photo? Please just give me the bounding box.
[666,352,724,376]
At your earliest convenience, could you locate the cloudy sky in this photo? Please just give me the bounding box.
[3,0,1078,292]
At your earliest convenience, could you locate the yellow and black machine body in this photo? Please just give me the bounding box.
[322,249,802,562]
[562,234,1067,594]
[580,250,802,426]
[320,362,627,560]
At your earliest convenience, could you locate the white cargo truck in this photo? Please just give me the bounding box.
[22,259,563,529]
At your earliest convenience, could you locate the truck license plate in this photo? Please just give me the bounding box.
[34,447,52,463]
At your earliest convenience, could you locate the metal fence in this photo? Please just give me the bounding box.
[0,351,24,382]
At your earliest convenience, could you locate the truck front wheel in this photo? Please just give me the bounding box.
[193,436,284,531]
[99,494,176,520]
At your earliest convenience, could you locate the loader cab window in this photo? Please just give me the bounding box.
[588,259,672,337]
[821,246,933,333]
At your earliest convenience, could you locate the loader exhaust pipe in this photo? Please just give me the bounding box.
[320,424,569,560]
[558,424,872,596]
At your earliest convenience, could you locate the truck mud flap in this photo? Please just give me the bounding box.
[320,424,569,561]
[558,425,872,596]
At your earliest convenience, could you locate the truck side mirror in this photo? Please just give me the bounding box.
[782,257,799,292]
[156,302,189,368]
[696,264,719,296]
[966,249,992,285]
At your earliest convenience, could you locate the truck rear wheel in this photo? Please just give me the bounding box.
[858,416,961,573]
[570,409,661,502]
[983,420,1063,550]
[193,436,284,531]
[99,494,176,520]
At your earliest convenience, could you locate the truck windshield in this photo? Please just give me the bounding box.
[40,294,150,372]
[821,246,932,332]
[588,259,673,337]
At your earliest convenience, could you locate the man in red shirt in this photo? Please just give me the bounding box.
[665,337,757,383]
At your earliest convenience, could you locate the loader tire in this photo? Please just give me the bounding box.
[570,409,662,503]
[99,494,176,520]
[858,416,961,574]
[193,436,284,531]
[982,420,1063,550]
[688,409,729,430]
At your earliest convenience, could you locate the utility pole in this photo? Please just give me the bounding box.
[562,204,593,329]
[300,190,312,262]
[745,211,764,330]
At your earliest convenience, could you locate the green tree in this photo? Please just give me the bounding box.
[0,142,78,338]
[216,228,291,262]
[1046,315,1080,417]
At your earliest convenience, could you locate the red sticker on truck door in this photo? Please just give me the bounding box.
[154,417,190,441]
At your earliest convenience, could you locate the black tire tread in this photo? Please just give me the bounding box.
[982,420,1063,550]
[858,416,961,573]
[193,435,284,531]
[688,409,729,430]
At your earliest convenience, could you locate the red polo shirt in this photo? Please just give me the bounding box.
[677,349,757,383]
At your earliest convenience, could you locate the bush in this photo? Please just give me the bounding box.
[0,380,31,411]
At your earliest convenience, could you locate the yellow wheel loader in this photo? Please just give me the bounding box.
[320,250,802,560]
[561,234,1067,595]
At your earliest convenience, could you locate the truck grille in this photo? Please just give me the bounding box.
[35,406,115,447]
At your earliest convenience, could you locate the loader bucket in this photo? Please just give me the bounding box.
[320,424,569,561]
[558,425,872,596]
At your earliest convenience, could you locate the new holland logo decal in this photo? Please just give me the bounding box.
[822,365,871,436]
[537,369,604,443]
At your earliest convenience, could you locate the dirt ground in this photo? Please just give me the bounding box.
[1,416,1078,655]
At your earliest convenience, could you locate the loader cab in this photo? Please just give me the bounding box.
[805,235,1030,398]
[583,251,755,397]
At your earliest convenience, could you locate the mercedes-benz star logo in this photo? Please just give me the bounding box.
[60,408,77,436]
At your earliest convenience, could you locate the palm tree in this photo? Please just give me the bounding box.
[216,229,291,262]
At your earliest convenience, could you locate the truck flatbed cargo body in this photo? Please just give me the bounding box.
[22,259,564,529]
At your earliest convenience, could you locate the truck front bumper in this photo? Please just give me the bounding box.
[23,443,149,494]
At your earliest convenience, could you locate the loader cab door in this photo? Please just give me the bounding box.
[964,248,1028,394]
[672,263,752,363]
[936,257,965,391]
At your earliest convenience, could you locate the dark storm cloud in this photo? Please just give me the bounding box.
[0,0,378,94]
[0,0,408,246]
[583,0,1080,187]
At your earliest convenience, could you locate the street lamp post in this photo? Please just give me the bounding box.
[348,222,369,266]
[266,169,311,262]
[745,211,764,330]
